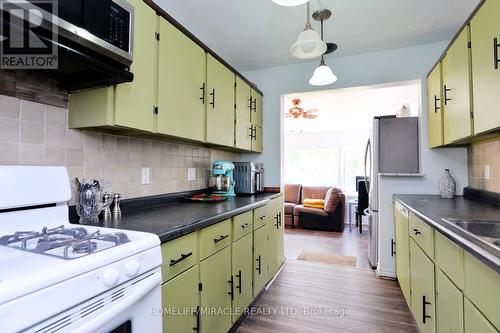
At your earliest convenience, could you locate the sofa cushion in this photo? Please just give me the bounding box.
[284,202,295,215]
[285,184,302,204]
[324,187,343,213]
[293,205,328,217]
[301,186,331,204]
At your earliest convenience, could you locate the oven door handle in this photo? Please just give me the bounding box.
[71,272,162,333]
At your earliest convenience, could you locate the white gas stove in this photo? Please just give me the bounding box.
[0,166,162,333]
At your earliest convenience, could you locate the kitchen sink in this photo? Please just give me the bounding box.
[452,220,500,239]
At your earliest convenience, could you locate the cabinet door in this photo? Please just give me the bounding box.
[114,0,157,132]
[251,89,263,127]
[410,239,436,333]
[235,77,253,150]
[253,225,269,297]
[200,246,232,333]
[206,54,235,147]
[394,203,411,306]
[157,19,206,141]
[428,63,444,148]
[231,233,253,323]
[442,27,473,144]
[252,125,263,153]
[436,269,464,333]
[162,265,199,333]
[464,298,497,333]
[268,197,285,277]
[470,0,500,135]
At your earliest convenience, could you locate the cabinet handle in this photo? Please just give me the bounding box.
[433,95,440,113]
[412,228,421,236]
[443,85,451,105]
[256,255,262,274]
[209,88,215,109]
[279,212,282,227]
[494,37,499,70]
[274,214,280,229]
[259,215,267,220]
[252,126,257,140]
[248,97,253,110]
[192,306,200,332]
[213,234,229,244]
[236,270,242,294]
[169,252,193,267]
[200,83,205,104]
[422,295,431,324]
[391,239,396,256]
[241,222,251,229]
[228,275,234,301]
[248,125,254,139]
[252,97,257,112]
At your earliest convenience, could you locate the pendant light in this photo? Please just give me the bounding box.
[290,2,326,59]
[272,0,309,6]
[309,9,337,86]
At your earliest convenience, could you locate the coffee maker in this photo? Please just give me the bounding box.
[211,160,236,197]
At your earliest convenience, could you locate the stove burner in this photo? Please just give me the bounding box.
[0,226,130,259]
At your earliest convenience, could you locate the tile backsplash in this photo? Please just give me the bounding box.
[0,94,239,204]
[468,138,500,193]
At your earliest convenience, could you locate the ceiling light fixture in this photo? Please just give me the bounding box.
[309,9,337,86]
[272,0,309,6]
[290,2,326,59]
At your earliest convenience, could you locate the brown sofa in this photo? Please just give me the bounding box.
[293,186,345,232]
[284,184,302,227]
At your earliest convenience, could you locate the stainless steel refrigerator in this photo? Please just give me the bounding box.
[363,116,419,268]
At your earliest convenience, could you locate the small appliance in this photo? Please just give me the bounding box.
[211,160,236,197]
[233,162,264,194]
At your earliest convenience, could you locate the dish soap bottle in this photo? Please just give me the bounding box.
[439,169,456,199]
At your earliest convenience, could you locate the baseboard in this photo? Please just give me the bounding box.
[376,267,396,279]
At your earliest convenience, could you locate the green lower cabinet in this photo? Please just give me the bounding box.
[161,265,199,333]
[268,197,285,278]
[464,298,497,333]
[436,269,464,333]
[200,246,232,333]
[410,239,436,333]
[231,233,253,322]
[394,202,411,306]
[253,225,270,297]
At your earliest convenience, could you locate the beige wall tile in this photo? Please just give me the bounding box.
[45,125,65,147]
[45,105,67,127]
[21,121,44,144]
[0,142,19,164]
[19,144,44,165]
[44,146,65,166]
[0,119,19,143]
[67,148,84,166]
[0,95,20,119]
[21,100,45,123]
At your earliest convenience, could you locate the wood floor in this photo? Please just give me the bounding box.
[284,226,371,269]
[236,260,418,333]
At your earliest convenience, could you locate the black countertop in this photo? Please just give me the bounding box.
[393,194,500,272]
[71,192,281,243]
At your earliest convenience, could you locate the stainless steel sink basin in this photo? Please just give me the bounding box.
[452,220,500,239]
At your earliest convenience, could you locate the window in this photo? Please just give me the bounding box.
[342,148,365,195]
[285,149,339,186]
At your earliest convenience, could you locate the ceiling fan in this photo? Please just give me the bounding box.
[285,98,319,119]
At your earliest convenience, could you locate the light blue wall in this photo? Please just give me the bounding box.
[241,40,468,190]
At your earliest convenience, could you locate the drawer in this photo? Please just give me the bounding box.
[409,212,434,258]
[199,219,231,260]
[253,203,272,230]
[435,231,464,289]
[464,252,500,330]
[233,211,253,241]
[161,232,198,283]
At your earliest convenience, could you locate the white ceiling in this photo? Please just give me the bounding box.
[154,0,480,71]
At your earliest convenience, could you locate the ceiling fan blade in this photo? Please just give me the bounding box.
[303,113,318,119]
[304,109,319,113]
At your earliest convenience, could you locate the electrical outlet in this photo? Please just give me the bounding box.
[188,168,196,181]
[485,165,490,180]
[141,168,150,185]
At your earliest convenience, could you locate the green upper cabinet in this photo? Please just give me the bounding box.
[235,76,253,150]
[436,269,464,333]
[205,54,236,147]
[156,19,206,142]
[114,0,157,132]
[231,233,254,323]
[200,246,232,333]
[69,0,157,132]
[252,126,263,153]
[410,239,436,333]
[251,88,263,127]
[394,203,411,307]
[427,63,444,148]
[442,26,473,144]
[470,0,500,135]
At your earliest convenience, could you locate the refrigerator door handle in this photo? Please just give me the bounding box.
[363,138,372,195]
[363,208,372,216]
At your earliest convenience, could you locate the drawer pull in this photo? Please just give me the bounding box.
[494,37,499,70]
[209,88,216,109]
[259,215,268,220]
[199,83,205,104]
[412,228,421,236]
[274,214,279,229]
[444,85,451,105]
[236,270,242,294]
[422,295,431,324]
[256,255,262,274]
[228,275,234,301]
[169,252,193,267]
[241,223,251,229]
[433,95,440,113]
[213,234,229,244]
[192,306,200,332]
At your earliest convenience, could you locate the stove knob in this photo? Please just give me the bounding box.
[102,268,119,287]
[125,260,140,277]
